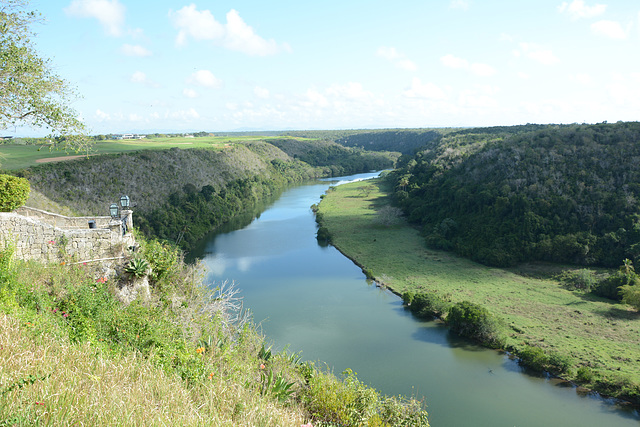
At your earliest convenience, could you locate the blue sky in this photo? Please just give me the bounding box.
[15,0,640,135]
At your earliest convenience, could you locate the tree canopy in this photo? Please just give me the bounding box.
[0,0,87,151]
[389,122,640,268]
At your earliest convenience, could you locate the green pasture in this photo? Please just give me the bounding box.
[317,178,640,393]
[0,135,296,171]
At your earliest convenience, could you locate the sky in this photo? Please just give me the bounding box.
[11,0,640,135]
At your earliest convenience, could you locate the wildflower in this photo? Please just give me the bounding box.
[26,322,32,326]
[47,240,55,245]
[60,261,66,265]
[34,402,46,406]
[208,372,214,380]
[196,347,205,354]
[52,308,58,313]
[259,364,265,370]
[301,423,313,427]
[63,313,69,318]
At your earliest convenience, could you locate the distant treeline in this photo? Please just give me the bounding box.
[286,129,445,155]
[388,121,640,267]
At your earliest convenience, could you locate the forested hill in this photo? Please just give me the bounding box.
[389,121,640,267]
[23,138,396,251]
[285,129,443,155]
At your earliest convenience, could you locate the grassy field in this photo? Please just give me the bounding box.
[0,136,295,171]
[316,178,640,400]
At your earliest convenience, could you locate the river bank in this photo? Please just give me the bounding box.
[315,177,640,405]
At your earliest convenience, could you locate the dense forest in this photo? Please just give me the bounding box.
[388,122,640,267]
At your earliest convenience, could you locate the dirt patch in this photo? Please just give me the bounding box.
[36,154,91,163]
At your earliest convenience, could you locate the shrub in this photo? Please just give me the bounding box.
[446,301,504,348]
[576,366,594,383]
[0,174,30,212]
[124,258,150,278]
[556,269,598,292]
[301,367,429,427]
[517,345,548,372]
[403,291,450,319]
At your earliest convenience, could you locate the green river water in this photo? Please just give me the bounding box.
[193,172,640,427]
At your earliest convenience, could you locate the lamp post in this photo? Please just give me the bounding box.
[120,195,130,210]
[109,203,119,218]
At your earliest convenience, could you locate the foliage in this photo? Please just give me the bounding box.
[0,233,429,425]
[267,137,398,176]
[593,259,640,301]
[315,175,640,404]
[402,291,451,319]
[389,122,640,267]
[0,173,29,211]
[124,257,149,278]
[446,301,505,348]
[0,0,87,151]
[556,268,598,292]
[301,367,429,426]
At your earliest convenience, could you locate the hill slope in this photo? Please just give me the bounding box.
[390,122,640,267]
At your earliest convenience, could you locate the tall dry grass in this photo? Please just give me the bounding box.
[0,314,307,426]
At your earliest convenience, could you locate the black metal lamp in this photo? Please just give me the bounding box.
[109,203,119,218]
[120,195,130,210]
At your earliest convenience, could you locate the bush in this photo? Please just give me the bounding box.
[301,367,429,427]
[576,366,594,383]
[446,301,504,348]
[403,291,450,319]
[0,174,30,212]
[518,345,548,372]
[556,269,598,292]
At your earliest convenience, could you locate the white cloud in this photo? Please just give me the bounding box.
[441,54,495,76]
[254,86,270,99]
[450,0,470,11]
[183,88,199,98]
[571,73,592,85]
[397,59,418,71]
[441,54,469,69]
[558,0,606,20]
[377,46,417,71]
[130,71,160,88]
[326,82,373,100]
[404,78,448,100]
[95,109,111,121]
[187,70,222,89]
[376,46,401,60]
[166,108,200,121]
[121,44,152,57]
[517,43,560,65]
[130,71,147,84]
[591,20,627,40]
[470,63,496,77]
[517,72,531,79]
[170,5,287,56]
[64,0,126,37]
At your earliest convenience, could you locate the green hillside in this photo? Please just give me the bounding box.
[390,122,640,267]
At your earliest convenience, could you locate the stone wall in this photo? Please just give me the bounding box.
[0,207,135,264]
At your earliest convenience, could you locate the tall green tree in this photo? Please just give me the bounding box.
[0,0,88,152]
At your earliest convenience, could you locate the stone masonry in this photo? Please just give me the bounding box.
[0,206,135,263]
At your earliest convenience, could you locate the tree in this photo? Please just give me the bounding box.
[0,0,88,152]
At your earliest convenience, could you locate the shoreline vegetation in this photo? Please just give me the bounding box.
[0,235,430,426]
[315,177,640,406]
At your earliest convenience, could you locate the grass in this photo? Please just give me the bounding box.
[0,235,430,426]
[316,178,640,402]
[0,135,305,171]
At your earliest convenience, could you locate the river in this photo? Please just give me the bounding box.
[193,172,640,427]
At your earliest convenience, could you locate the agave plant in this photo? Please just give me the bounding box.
[124,258,150,278]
